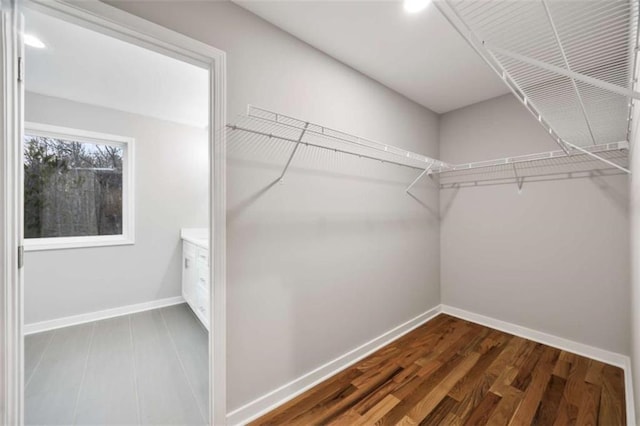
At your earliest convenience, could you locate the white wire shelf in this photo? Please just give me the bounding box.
[435,0,640,150]
[226,107,629,192]
[435,141,629,189]
[240,106,447,169]
[226,106,447,189]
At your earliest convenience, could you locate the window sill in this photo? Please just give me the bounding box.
[24,235,135,252]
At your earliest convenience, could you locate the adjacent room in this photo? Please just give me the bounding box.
[0,0,638,425]
[20,7,211,425]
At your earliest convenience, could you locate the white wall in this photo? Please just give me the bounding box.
[24,91,208,324]
[104,0,441,412]
[440,94,630,355]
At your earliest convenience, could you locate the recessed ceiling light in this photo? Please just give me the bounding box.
[404,0,430,13]
[24,34,45,49]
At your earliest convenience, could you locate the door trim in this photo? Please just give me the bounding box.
[1,0,24,424]
[2,1,228,423]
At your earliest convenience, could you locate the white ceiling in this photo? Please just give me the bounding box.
[235,0,510,113]
[24,9,209,128]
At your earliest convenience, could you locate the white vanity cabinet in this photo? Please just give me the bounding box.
[181,229,210,330]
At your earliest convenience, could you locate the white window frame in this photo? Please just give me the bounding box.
[23,122,135,251]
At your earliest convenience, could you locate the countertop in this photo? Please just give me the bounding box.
[180,228,209,249]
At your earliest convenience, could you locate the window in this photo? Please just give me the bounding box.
[23,123,134,250]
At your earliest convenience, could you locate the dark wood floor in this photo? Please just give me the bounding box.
[251,314,626,426]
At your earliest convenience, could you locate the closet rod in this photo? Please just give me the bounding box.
[227,124,430,170]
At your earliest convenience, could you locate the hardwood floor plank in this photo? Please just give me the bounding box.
[448,339,509,401]
[533,374,567,425]
[452,326,492,357]
[379,355,466,425]
[584,360,605,386]
[511,343,545,391]
[485,387,523,425]
[553,359,572,380]
[563,354,590,407]
[599,364,626,426]
[352,394,400,426]
[508,346,559,425]
[485,337,528,379]
[418,395,458,425]
[575,382,601,426]
[249,315,626,426]
[553,395,579,426]
[489,366,519,397]
[251,369,362,425]
[351,361,402,389]
[451,371,494,422]
[405,352,481,423]
[298,364,403,425]
[462,391,501,425]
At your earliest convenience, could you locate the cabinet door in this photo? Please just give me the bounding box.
[182,242,198,305]
[195,247,210,329]
[196,248,209,287]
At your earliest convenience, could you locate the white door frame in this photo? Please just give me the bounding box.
[0,1,228,424]
[1,0,24,424]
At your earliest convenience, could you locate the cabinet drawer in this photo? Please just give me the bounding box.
[196,285,210,328]
[197,266,210,286]
[183,241,197,257]
[196,248,209,267]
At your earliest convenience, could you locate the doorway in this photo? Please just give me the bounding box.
[0,1,227,424]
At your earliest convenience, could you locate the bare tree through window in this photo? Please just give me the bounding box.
[24,134,124,239]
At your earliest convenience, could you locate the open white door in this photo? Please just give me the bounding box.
[1,0,24,424]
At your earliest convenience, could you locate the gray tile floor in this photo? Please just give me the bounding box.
[25,303,209,425]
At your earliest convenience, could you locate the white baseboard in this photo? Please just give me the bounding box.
[624,357,637,425]
[24,296,185,335]
[226,305,442,426]
[440,305,627,367]
[441,304,635,425]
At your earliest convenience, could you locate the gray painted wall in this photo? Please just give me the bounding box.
[24,91,209,324]
[440,94,630,355]
[106,0,441,412]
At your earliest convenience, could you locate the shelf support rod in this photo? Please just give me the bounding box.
[279,122,309,183]
[541,0,598,146]
[486,44,640,101]
[512,163,524,192]
[563,140,631,174]
[406,162,434,192]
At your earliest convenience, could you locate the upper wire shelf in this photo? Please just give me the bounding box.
[436,141,629,189]
[240,106,447,170]
[226,106,447,191]
[227,107,630,193]
[435,0,640,153]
